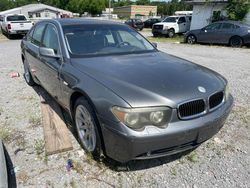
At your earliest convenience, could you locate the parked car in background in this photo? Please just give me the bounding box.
[185,21,250,47]
[21,19,233,163]
[1,14,33,38]
[125,18,144,31]
[0,16,4,29]
[152,15,191,37]
[143,18,162,28]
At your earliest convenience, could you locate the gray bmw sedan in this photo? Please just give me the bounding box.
[21,19,233,163]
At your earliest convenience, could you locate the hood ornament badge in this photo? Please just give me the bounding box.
[198,86,206,93]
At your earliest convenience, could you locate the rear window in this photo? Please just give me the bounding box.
[7,15,26,21]
[135,19,142,24]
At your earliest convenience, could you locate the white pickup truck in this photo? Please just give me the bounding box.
[152,15,192,38]
[1,14,33,38]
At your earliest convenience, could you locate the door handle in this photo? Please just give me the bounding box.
[63,80,68,86]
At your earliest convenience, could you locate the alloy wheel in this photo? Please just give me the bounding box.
[75,105,96,152]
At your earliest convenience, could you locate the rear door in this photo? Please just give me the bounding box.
[39,23,62,99]
[217,23,236,44]
[25,22,47,83]
[198,23,222,43]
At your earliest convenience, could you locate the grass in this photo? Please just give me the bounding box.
[147,35,184,43]
[0,125,12,142]
[29,115,41,127]
[34,139,44,155]
[73,160,85,174]
[186,151,199,163]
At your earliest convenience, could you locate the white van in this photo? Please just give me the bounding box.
[152,15,192,37]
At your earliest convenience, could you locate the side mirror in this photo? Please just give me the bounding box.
[39,47,60,59]
[152,42,157,48]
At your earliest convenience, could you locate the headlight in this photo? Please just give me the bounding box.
[111,106,172,130]
[224,84,230,101]
[164,26,168,30]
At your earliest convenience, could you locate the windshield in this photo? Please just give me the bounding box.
[63,24,155,57]
[163,17,178,23]
[7,15,26,21]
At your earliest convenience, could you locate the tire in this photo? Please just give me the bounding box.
[186,34,197,44]
[229,36,243,48]
[74,97,102,160]
[23,59,35,86]
[153,33,158,37]
[168,29,175,38]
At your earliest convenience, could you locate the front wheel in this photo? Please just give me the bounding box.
[229,36,243,48]
[187,35,197,44]
[74,98,102,160]
[168,29,175,38]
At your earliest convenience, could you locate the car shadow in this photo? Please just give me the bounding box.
[1,33,24,40]
[31,85,197,171]
[3,144,17,188]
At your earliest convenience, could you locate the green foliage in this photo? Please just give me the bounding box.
[0,0,192,17]
[226,0,250,21]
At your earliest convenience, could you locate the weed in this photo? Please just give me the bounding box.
[0,125,12,142]
[34,139,44,155]
[170,166,177,176]
[17,171,30,184]
[186,152,199,163]
[29,115,41,127]
[69,178,77,188]
[73,160,84,174]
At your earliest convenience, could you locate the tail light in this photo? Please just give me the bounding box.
[7,24,11,30]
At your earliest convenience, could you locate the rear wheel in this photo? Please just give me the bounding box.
[23,59,35,86]
[229,36,243,48]
[168,29,175,38]
[187,34,197,44]
[74,97,102,160]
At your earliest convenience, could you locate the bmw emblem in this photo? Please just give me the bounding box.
[198,86,206,93]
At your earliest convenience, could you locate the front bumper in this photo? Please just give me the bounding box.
[99,95,234,163]
[152,28,169,35]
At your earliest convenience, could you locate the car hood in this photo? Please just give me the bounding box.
[71,52,225,108]
[154,22,176,27]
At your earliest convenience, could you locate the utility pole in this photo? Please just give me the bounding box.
[109,0,111,19]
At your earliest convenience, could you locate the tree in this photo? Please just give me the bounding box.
[226,0,250,21]
[136,0,150,5]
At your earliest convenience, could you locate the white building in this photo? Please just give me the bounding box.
[185,0,250,30]
[0,3,73,20]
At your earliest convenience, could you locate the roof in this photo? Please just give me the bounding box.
[55,18,124,26]
[0,3,72,15]
[183,0,228,4]
[215,20,250,27]
[28,8,60,14]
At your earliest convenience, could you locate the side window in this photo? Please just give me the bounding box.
[178,17,186,23]
[32,23,46,46]
[205,23,221,30]
[221,23,234,30]
[234,24,240,29]
[27,27,35,42]
[42,24,60,55]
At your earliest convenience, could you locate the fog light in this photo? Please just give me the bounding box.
[150,111,164,124]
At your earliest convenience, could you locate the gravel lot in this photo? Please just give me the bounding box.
[0,36,250,188]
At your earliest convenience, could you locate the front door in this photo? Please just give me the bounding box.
[39,23,62,100]
[198,23,222,43]
[178,17,187,33]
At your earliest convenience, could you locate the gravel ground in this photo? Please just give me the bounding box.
[0,36,250,188]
